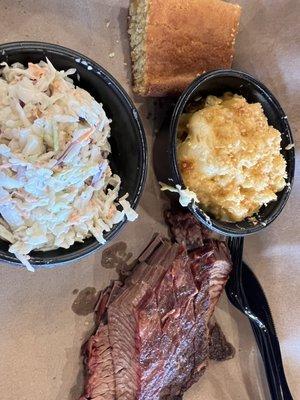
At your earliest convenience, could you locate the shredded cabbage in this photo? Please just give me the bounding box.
[0,60,137,271]
[160,183,212,225]
[160,183,199,207]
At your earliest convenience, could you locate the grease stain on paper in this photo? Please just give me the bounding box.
[71,287,98,316]
[101,241,134,276]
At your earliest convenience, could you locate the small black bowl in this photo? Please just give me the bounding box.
[0,41,147,267]
[154,70,295,236]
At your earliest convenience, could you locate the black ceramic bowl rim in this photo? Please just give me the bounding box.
[0,41,147,267]
[169,69,295,236]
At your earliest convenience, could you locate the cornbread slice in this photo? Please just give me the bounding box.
[128,0,241,97]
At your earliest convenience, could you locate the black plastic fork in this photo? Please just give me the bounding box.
[226,237,293,400]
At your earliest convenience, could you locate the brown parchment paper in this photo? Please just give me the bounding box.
[0,1,299,399]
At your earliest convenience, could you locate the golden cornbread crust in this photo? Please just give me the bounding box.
[129,0,241,97]
[177,94,287,222]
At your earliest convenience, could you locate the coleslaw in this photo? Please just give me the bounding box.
[0,59,137,271]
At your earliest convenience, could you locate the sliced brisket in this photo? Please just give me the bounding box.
[165,209,224,250]
[80,325,115,400]
[80,210,233,400]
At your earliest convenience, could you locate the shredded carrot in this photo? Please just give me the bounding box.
[75,127,95,144]
[69,213,80,223]
[107,204,116,219]
[51,79,62,91]
[28,63,46,79]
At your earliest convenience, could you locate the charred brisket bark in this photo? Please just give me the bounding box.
[80,210,233,400]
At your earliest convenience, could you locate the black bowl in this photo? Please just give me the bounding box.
[0,41,147,267]
[154,70,295,236]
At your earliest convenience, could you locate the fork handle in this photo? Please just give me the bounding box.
[248,302,293,400]
[228,238,293,400]
[227,236,244,302]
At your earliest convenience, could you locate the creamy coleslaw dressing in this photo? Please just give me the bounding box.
[0,60,137,270]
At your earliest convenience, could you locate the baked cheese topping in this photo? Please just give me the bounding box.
[177,93,287,222]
